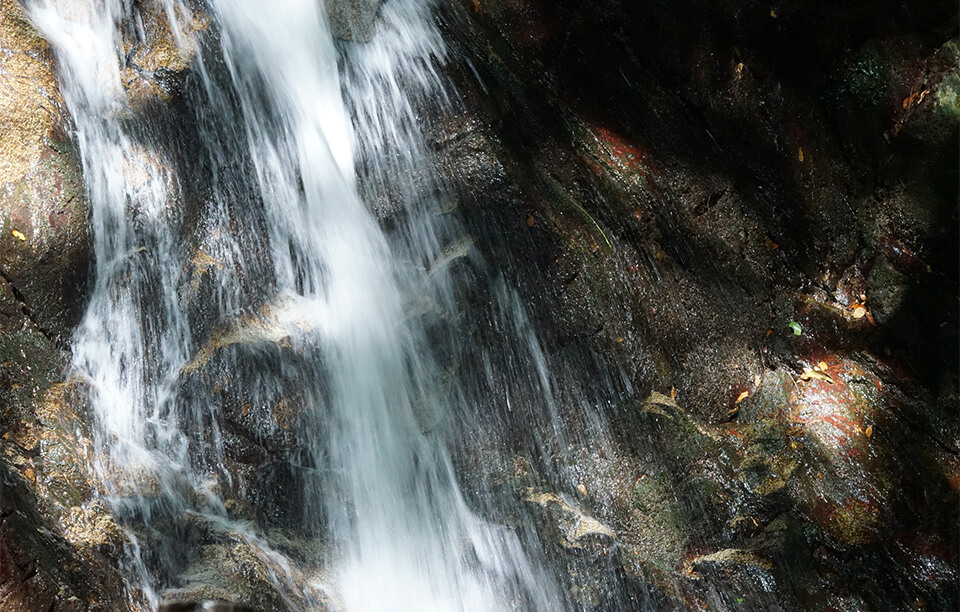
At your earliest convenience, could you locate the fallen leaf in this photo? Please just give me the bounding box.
[634,208,643,221]
[798,147,804,162]
[736,62,744,80]
[765,327,773,338]
[753,374,761,387]
[11,229,26,241]
[865,425,873,438]
[473,0,482,13]
[788,321,802,336]
[526,215,535,227]
[902,88,932,110]
[577,483,588,496]
[852,305,866,319]
[800,368,834,384]
[764,236,779,249]
[865,311,876,326]
[736,390,750,404]
[670,387,677,400]
[770,9,777,18]
[817,361,828,371]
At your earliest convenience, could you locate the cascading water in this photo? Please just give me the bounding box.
[24,0,590,609]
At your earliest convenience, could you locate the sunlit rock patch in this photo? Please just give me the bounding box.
[786,356,893,547]
[120,0,208,108]
[0,0,89,339]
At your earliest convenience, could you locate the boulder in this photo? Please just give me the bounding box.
[0,0,90,341]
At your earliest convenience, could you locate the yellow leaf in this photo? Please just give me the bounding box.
[736,390,750,404]
[800,368,834,384]
[770,9,777,18]
[798,147,804,162]
[865,425,873,438]
[11,229,26,241]
[817,361,828,371]
[670,387,677,400]
[753,374,761,387]
[852,305,866,319]
[577,483,588,496]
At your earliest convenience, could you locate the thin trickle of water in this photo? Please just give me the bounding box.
[27,2,197,606]
[27,0,583,609]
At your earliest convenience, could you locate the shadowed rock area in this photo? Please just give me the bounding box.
[425,0,958,608]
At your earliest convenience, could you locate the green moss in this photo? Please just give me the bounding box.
[935,72,960,122]
[843,47,886,106]
[631,474,670,512]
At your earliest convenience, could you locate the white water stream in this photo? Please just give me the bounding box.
[26,0,569,609]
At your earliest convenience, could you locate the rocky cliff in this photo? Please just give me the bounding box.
[0,0,956,610]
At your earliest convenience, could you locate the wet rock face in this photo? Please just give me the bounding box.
[435,0,957,608]
[440,0,958,406]
[1,459,127,612]
[0,3,122,608]
[0,0,954,609]
[121,0,208,107]
[0,0,90,340]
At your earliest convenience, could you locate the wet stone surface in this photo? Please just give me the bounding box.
[0,0,956,609]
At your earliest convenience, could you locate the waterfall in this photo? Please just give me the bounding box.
[25,0,571,609]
